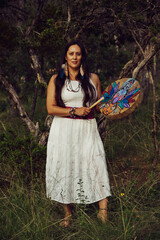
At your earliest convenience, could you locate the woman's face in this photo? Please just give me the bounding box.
[65,44,82,69]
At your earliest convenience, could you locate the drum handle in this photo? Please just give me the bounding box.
[89,96,104,109]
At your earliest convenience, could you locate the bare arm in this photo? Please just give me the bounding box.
[46,75,91,117]
[46,75,71,116]
[90,73,102,111]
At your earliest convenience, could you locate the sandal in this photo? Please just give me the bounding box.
[59,214,72,228]
[97,208,107,223]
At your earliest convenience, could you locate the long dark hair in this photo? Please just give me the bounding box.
[55,40,96,107]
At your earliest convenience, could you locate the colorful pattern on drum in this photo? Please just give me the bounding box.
[99,78,141,119]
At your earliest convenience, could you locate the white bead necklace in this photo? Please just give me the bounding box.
[66,79,81,92]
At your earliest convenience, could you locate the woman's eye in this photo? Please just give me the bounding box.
[68,52,81,56]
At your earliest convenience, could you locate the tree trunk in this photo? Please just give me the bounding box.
[139,66,150,103]
[132,44,159,79]
[119,42,159,80]
[30,84,39,121]
[24,1,47,87]
[0,74,39,136]
[121,39,160,168]
[114,34,119,54]
[38,115,54,145]
[148,69,159,168]
[29,48,47,87]
[64,0,71,42]
[97,114,108,141]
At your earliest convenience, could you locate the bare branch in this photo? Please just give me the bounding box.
[148,68,159,168]
[74,19,94,40]
[132,44,159,79]
[29,48,47,86]
[128,33,160,167]
[25,0,46,38]
[0,73,39,136]
[119,32,160,79]
[64,0,71,42]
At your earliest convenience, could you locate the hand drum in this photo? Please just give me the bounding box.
[98,78,143,120]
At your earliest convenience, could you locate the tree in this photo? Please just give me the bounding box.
[0,0,160,164]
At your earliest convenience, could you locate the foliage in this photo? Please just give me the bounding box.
[0,133,160,240]
[105,105,154,160]
[0,1,160,238]
[0,133,46,182]
[1,0,160,118]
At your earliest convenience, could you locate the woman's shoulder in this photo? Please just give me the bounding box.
[90,72,99,79]
[90,73,100,87]
[48,74,58,85]
[51,74,58,81]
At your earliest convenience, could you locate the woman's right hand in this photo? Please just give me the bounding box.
[75,107,91,117]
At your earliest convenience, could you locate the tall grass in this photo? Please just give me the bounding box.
[0,131,160,240]
[105,103,158,162]
[0,91,160,239]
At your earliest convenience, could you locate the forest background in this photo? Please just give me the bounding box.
[0,0,160,239]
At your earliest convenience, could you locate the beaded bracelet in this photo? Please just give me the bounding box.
[69,107,76,118]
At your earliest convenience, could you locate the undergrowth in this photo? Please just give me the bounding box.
[0,93,160,239]
[0,132,160,240]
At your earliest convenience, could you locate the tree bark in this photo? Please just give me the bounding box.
[131,37,159,167]
[30,84,39,121]
[120,36,160,167]
[25,0,47,87]
[64,0,71,42]
[119,42,159,80]
[97,114,108,141]
[140,66,150,103]
[0,74,39,136]
[132,44,159,79]
[148,69,159,168]
[25,0,46,38]
[38,115,54,145]
[29,48,47,86]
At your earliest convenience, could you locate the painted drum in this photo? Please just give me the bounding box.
[99,78,143,120]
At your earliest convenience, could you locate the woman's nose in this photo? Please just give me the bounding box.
[73,53,77,59]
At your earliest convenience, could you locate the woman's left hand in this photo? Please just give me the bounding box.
[75,107,91,117]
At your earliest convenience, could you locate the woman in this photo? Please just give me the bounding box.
[46,40,111,227]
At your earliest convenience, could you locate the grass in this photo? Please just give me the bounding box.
[0,93,160,239]
[0,135,160,240]
[0,168,160,240]
[104,102,159,161]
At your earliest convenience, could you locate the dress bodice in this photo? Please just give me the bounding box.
[61,79,97,108]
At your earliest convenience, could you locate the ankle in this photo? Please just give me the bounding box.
[99,208,107,212]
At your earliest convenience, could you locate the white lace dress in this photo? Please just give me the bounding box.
[46,79,111,204]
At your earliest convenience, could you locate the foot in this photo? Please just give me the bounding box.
[97,208,107,223]
[60,214,72,227]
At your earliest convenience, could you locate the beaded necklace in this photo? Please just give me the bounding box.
[66,78,81,92]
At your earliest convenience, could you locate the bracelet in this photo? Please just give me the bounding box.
[69,107,76,118]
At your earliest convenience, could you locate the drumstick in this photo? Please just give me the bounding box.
[89,96,104,109]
